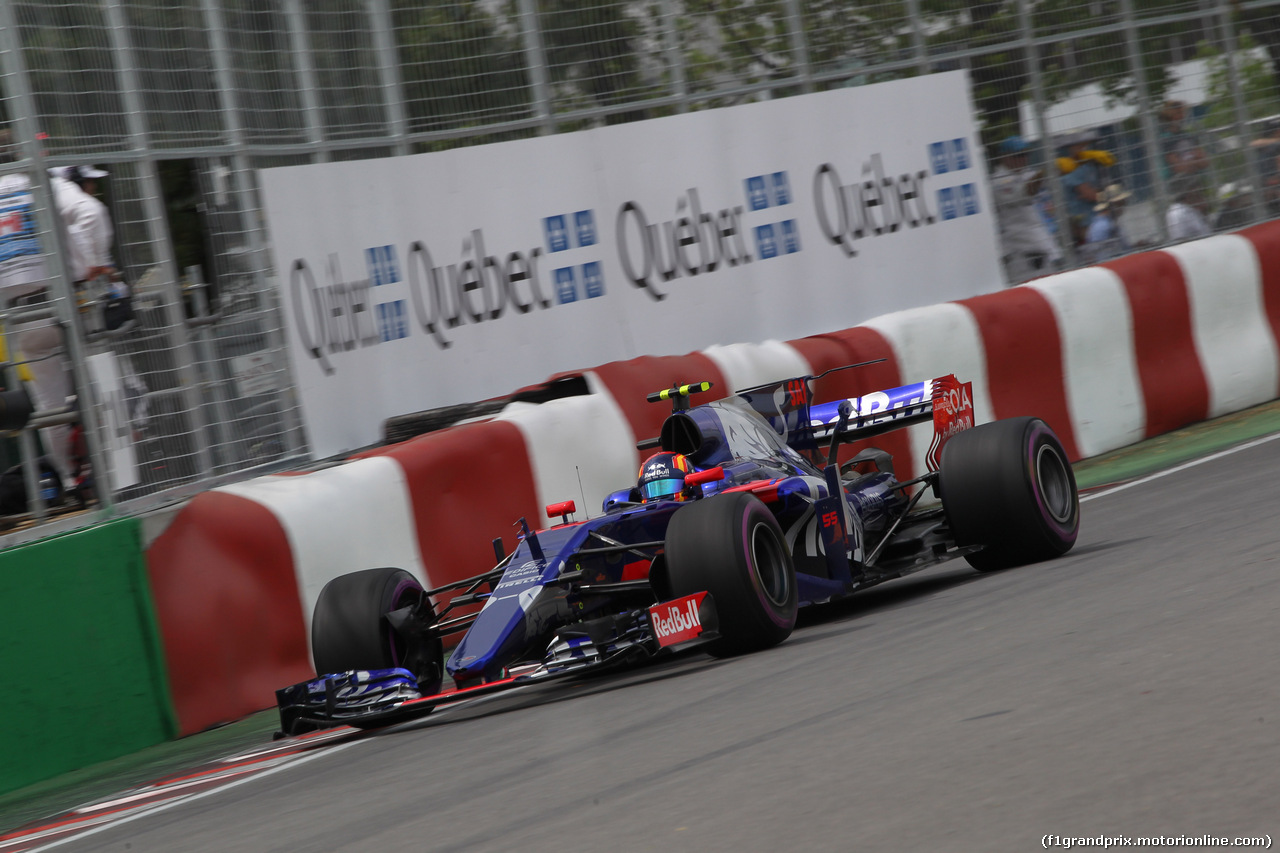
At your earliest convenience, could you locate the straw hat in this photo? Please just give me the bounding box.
[1094,184,1132,212]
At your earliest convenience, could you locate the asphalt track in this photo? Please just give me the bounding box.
[24,426,1280,852]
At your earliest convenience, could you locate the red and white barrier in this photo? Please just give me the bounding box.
[147,219,1280,735]
[1028,267,1144,458]
[1171,235,1279,418]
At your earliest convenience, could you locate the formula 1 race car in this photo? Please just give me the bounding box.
[276,363,1079,736]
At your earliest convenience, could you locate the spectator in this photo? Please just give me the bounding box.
[991,135,1057,284]
[1057,129,1112,247]
[0,137,78,496]
[1159,100,1210,197]
[1211,182,1256,232]
[49,165,133,332]
[1166,187,1212,241]
[49,165,114,286]
[1251,118,1280,216]
[1034,186,1063,266]
[1084,184,1132,263]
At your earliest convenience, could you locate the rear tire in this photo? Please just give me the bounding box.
[665,493,797,656]
[311,568,443,695]
[938,417,1079,571]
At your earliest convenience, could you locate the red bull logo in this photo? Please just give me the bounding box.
[649,592,708,647]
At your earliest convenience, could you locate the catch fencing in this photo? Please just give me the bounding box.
[0,0,1277,541]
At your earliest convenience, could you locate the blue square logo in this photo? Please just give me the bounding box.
[951,138,970,171]
[574,210,596,248]
[582,261,604,298]
[376,300,407,342]
[771,172,791,206]
[545,215,570,253]
[746,176,770,211]
[938,187,958,221]
[554,267,578,304]
[755,224,778,259]
[366,245,399,286]
[960,183,979,216]
[930,141,949,175]
[780,219,800,254]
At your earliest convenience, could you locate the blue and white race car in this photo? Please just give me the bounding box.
[276,363,1079,736]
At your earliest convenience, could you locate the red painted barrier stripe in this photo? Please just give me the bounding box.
[146,491,311,737]
[575,353,729,447]
[354,419,541,608]
[958,287,1080,461]
[1103,251,1210,439]
[785,327,918,477]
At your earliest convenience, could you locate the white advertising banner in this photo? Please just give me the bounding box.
[260,71,1003,458]
[86,352,140,490]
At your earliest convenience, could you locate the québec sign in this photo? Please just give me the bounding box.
[261,71,1002,458]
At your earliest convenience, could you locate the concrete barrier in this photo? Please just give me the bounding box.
[150,420,542,735]
[1,519,176,795]
[144,218,1280,736]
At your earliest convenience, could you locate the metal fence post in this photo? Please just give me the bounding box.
[1119,0,1170,243]
[1,1,115,511]
[1019,1,1077,269]
[201,0,308,465]
[781,0,813,93]
[905,0,931,75]
[102,0,216,484]
[661,0,689,112]
[518,0,555,135]
[283,0,330,164]
[367,0,411,156]
[1217,0,1269,222]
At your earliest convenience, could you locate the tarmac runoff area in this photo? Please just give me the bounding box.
[2,396,1280,842]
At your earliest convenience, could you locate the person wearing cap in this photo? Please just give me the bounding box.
[1166,186,1212,242]
[1084,184,1132,263]
[991,135,1057,284]
[49,165,115,286]
[1251,118,1280,216]
[1159,100,1209,195]
[1058,129,1112,246]
[1212,182,1257,232]
[52,164,134,331]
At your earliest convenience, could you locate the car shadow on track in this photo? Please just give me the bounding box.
[795,564,983,630]
[382,652,728,735]
[1054,537,1149,563]
[381,569,992,736]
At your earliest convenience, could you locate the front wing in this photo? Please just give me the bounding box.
[275,592,720,737]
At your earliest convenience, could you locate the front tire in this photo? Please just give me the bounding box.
[311,568,443,695]
[664,493,798,656]
[938,417,1079,571]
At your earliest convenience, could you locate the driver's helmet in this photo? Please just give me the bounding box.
[637,452,693,502]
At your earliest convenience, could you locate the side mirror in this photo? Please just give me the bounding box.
[546,500,576,524]
[685,467,725,493]
[602,488,642,513]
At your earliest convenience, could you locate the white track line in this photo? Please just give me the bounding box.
[25,740,364,852]
[1081,431,1280,502]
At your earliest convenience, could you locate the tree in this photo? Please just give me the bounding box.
[1195,33,1280,184]
[539,0,651,124]
[658,0,1277,151]
[393,0,533,135]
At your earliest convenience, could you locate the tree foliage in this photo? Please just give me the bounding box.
[660,0,1278,147]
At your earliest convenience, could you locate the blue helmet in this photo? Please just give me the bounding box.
[637,452,692,502]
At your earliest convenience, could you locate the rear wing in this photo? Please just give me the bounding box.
[806,374,974,471]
